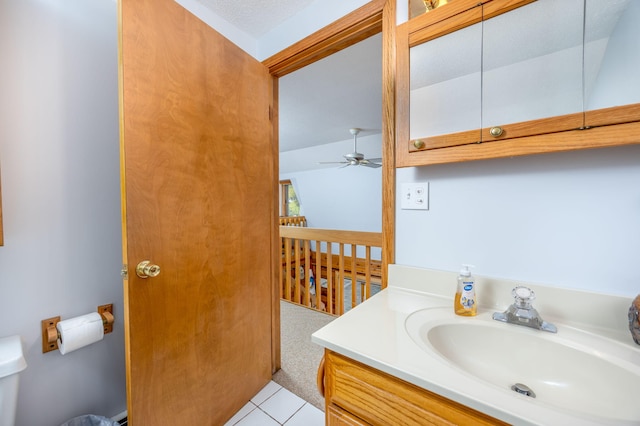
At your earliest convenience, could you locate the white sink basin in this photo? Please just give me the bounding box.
[405,308,640,423]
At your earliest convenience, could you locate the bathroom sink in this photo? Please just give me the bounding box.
[405,308,640,423]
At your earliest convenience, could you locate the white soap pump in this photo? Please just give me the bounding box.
[455,264,477,316]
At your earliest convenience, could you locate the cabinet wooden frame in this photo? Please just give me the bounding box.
[397,0,640,168]
[323,350,508,425]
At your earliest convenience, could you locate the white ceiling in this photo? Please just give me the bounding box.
[278,33,382,152]
[192,0,383,172]
[195,0,316,38]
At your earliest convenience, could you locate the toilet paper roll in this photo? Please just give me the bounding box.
[56,312,104,355]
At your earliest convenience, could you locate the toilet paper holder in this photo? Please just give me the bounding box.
[41,304,115,353]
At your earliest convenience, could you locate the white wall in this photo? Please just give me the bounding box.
[281,165,382,260]
[587,0,640,109]
[0,1,125,424]
[396,145,640,297]
[280,167,382,232]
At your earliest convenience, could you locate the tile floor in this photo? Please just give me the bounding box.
[224,381,324,426]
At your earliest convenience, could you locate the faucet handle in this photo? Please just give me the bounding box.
[512,286,535,304]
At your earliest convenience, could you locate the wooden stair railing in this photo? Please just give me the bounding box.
[280,226,383,316]
[279,216,307,227]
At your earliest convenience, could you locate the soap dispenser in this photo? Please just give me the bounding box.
[455,264,477,316]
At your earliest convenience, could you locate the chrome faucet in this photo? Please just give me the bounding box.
[493,286,557,333]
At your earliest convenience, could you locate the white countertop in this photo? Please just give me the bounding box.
[312,264,639,426]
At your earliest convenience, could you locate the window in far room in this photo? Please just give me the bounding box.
[279,179,300,217]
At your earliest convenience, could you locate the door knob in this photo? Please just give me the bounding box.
[136,260,160,278]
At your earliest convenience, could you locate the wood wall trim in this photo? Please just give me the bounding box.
[263,0,385,77]
[381,0,396,288]
[271,76,281,373]
[396,22,411,171]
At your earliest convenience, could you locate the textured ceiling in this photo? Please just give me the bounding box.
[196,0,316,37]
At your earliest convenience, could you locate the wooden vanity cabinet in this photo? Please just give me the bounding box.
[398,0,640,167]
[320,350,507,426]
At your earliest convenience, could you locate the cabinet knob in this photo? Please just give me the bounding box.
[413,139,425,149]
[490,126,504,137]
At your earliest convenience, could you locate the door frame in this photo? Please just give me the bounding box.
[263,0,396,371]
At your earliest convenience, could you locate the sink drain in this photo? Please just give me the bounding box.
[511,383,536,398]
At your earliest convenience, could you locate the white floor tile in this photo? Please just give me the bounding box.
[250,381,283,406]
[224,402,257,425]
[258,388,306,424]
[284,403,324,426]
[234,408,280,426]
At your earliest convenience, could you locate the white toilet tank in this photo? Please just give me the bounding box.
[0,336,27,426]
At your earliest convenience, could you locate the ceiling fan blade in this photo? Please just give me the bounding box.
[365,157,382,162]
[360,160,382,168]
[318,161,348,164]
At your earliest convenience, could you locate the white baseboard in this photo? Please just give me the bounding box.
[111,411,127,422]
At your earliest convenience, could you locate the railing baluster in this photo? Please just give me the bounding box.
[304,240,311,307]
[314,240,321,310]
[294,238,301,303]
[284,237,292,301]
[327,243,333,315]
[338,243,345,316]
[365,245,372,301]
[351,244,357,310]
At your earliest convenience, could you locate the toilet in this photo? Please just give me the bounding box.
[0,336,27,426]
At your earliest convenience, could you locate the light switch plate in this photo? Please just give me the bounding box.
[401,182,429,210]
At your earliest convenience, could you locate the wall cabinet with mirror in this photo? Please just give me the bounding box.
[398,0,640,167]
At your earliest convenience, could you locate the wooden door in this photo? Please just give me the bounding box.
[119,0,275,424]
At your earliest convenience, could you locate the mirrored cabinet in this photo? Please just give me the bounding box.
[398,0,640,167]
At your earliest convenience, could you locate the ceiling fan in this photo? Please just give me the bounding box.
[320,128,382,168]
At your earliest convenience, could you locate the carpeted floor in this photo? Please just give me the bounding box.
[272,301,336,411]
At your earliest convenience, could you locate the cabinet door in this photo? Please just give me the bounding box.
[410,16,482,150]
[327,405,370,426]
[584,0,640,127]
[324,350,507,426]
[481,0,585,141]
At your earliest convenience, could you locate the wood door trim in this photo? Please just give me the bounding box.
[265,0,396,372]
[263,0,386,78]
[381,0,396,288]
[270,76,281,372]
